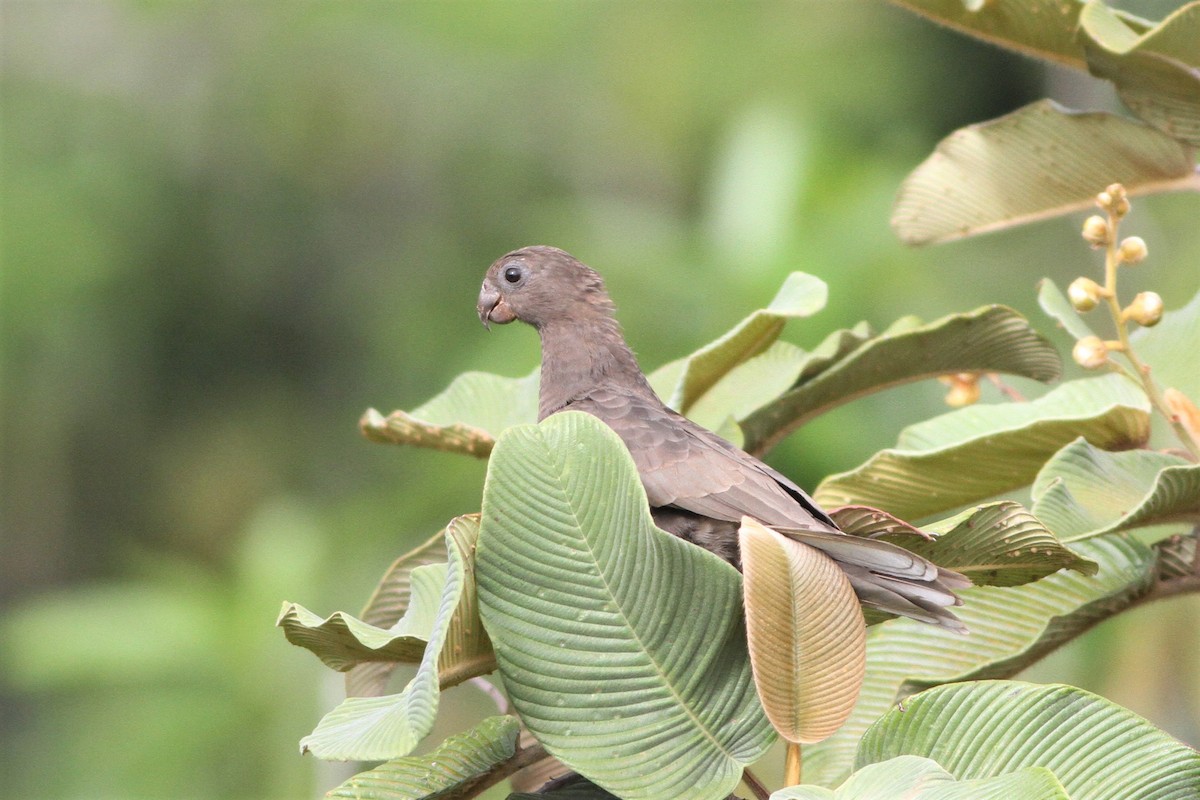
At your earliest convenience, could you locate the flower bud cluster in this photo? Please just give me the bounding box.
[1068,183,1164,370]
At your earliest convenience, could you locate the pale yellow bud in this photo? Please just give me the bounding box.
[1068,277,1103,311]
[1073,336,1109,369]
[1118,236,1147,264]
[1126,291,1163,327]
[1097,184,1130,217]
[1081,215,1110,248]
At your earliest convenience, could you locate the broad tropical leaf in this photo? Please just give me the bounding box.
[891,100,1198,245]
[476,412,774,800]
[829,505,928,540]
[347,530,449,697]
[663,272,827,413]
[277,563,443,671]
[742,305,1062,456]
[904,501,1098,586]
[771,755,1068,800]
[1081,1,1200,145]
[324,715,522,799]
[802,536,1158,786]
[885,0,1152,71]
[362,370,540,457]
[1032,438,1200,540]
[856,681,1200,800]
[300,520,471,760]
[740,519,866,744]
[814,374,1150,520]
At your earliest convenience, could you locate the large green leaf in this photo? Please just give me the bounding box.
[683,341,808,438]
[896,500,1097,586]
[772,756,1068,800]
[740,519,866,745]
[663,272,827,412]
[673,322,875,443]
[742,305,1062,456]
[802,535,1158,786]
[814,374,1150,520]
[280,520,493,693]
[361,370,540,457]
[891,100,1199,245]
[856,681,1200,800]
[347,530,449,698]
[476,412,775,800]
[324,715,523,799]
[278,563,443,671]
[886,0,1152,71]
[1032,437,1200,540]
[1081,1,1200,146]
[300,520,471,760]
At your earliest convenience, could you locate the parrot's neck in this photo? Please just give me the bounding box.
[536,315,655,420]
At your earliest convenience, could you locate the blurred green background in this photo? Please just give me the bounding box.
[3,2,1198,798]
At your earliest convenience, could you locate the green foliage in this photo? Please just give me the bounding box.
[280,257,1200,797]
[478,413,775,800]
[887,0,1200,243]
[772,755,1069,800]
[857,681,1200,799]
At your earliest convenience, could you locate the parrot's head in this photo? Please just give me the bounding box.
[477,245,614,330]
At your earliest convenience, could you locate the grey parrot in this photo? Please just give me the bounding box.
[477,245,968,631]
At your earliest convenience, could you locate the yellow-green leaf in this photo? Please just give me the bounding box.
[891,100,1198,245]
[740,518,866,744]
[814,375,1150,520]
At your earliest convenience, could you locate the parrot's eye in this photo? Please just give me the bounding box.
[503,265,523,284]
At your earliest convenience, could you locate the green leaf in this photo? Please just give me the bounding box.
[1032,438,1200,541]
[856,681,1200,800]
[1081,1,1200,145]
[814,374,1150,520]
[1037,278,1098,342]
[891,100,1199,245]
[361,370,540,457]
[476,412,775,800]
[829,505,928,540]
[905,500,1098,586]
[772,756,1069,800]
[742,305,1062,456]
[324,715,521,799]
[684,341,808,435]
[886,0,1153,72]
[665,272,827,413]
[740,519,866,744]
[802,535,1157,786]
[300,520,471,760]
[347,530,449,698]
[277,563,443,671]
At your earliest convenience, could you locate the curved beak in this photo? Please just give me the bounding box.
[477,285,499,329]
[477,284,516,329]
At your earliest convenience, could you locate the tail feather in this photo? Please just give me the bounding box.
[780,527,971,634]
[652,507,971,632]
